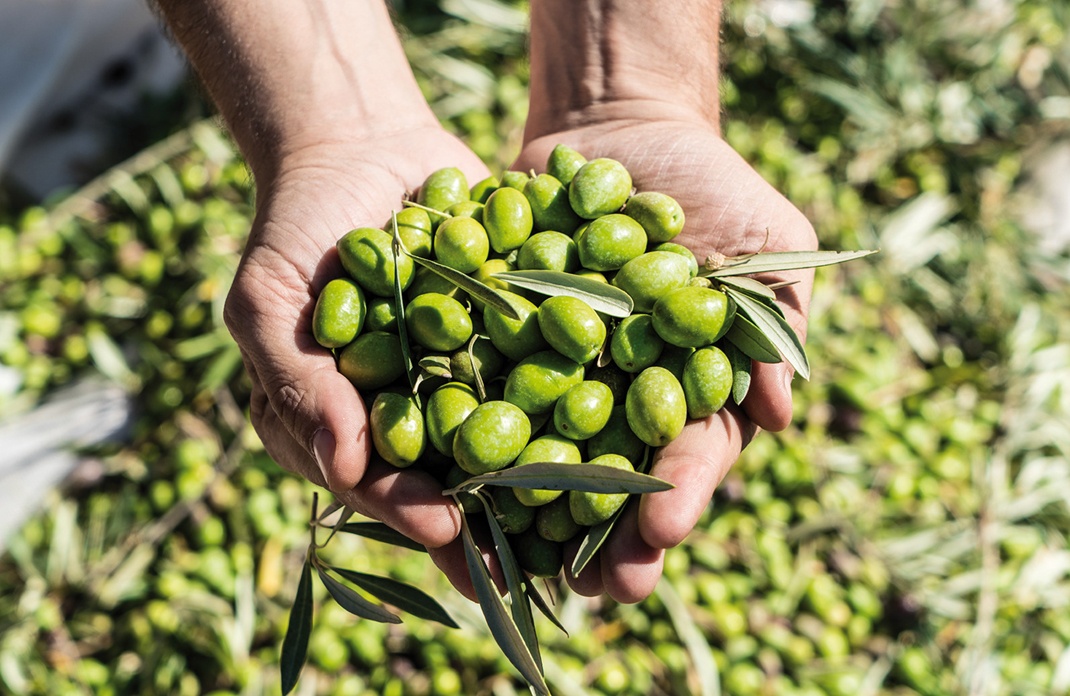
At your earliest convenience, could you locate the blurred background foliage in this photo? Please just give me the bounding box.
[2,0,1070,694]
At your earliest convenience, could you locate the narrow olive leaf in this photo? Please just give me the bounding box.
[525,581,568,637]
[335,522,427,552]
[409,254,521,320]
[476,491,542,669]
[314,561,402,624]
[459,512,549,695]
[720,341,753,405]
[702,249,878,278]
[494,270,633,318]
[467,333,488,402]
[320,505,357,547]
[571,504,626,576]
[317,500,345,522]
[717,275,776,300]
[280,554,314,696]
[444,462,674,496]
[330,566,458,628]
[418,355,453,379]
[726,315,782,364]
[656,579,721,696]
[725,287,810,380]
[390,213,416,389]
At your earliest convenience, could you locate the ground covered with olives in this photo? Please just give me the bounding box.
[314,145,755,579]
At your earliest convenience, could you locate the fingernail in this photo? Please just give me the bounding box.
[313,428,336,489]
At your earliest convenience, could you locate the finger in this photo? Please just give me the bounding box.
[600,501,665,604]
[637,404,755,549]
[427,521,507,602]
[248,378,461,549]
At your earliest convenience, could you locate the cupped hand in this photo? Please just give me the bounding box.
[224,126,490,556]
[513,119,818,603]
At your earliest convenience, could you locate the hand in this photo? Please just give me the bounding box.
[223,126,490,555]
[512,118,818,603]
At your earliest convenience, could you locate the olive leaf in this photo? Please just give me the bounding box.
[724,287,810,380]
[329,566,458,628]
[493,270,634,318]
[725,315,783,364]
[571,504,627,577]
[314,559,402,624]
[458,509,549,695]
[475,491,542,669]
[525,582,568,637]
[334,521,427,553]
[717,275,777,300]
[720,341,753,405]
[466,333,489,402]
[444,462,673,496]
[280,552,314,696]
[390,213,416,389]
[418,355,453,379]
[408,254,521,320]
[701,248,878,277]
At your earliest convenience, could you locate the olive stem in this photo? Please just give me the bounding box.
[402,200,452,219]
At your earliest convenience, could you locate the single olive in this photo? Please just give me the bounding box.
[585,363,632,405]
[611,251,692,313]
[468,257,517,311]
[499,170,531,191]
[537,295,607,365]
[490,487,535,534]
[483,186,534,253]
[453,400,531,475]
[524,173,582,234]
[483,290,548,362]
[651,286,732,348]
[655,343,695,382]
[370,392,425,468]
[337,331,405,391]
[587,406,647,466]
[536,495,582,542]
[312,278,366,349]
[511,526,563,578]
[682,346,733,418]
[652,242,699,277]
[569,454,633,526]
[624,191,686,243]
[470,175,500,203]
[574,214,647,271]
[433,216,490,274]
[511,434,583,507]
[446,200,485,223]
[406,265,468,303]
[553,380,614,440]
[516,231,580,272]
[503,349,585,415]
[387,207,433,258]
[569,158,632,219]
[449,338,506,387]
[405,293,473,352]
[337,227,415,297]
[363,296,398,333]
[546,143,587,186]
[625,366,687,447]
[417,167,469,223]
[425,381,480,457]
[610,313,665,373]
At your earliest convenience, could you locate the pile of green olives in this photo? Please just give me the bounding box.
[312,145,738,578]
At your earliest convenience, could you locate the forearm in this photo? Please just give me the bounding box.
[526,0,723,139]
[155,0,435,181]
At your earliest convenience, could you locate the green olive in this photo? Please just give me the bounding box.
[490,487,535,534]
[682,346,733,418]
[511,435,583,507]
[363,296,398,333]
[503,349,584,415]
[553,380,614,440]
[524,173,582,234]
[587,406,647,466]
[510,526,562,578]
[370,392,425,468]
[405,293,473,352]
[569,454,633,526]
[337,331,405,391]
[499,170,530,191]
[568,158,632,219]
[546,143,587,186]
[312,278,366,349]
[453,400,531,475]
[387,207,433,258]
[610,313,665,373]
[624,191,686,243]
[625,366,687,447]
[535,495,582,542]
[611,251,693,313]
[445,200,485,223]
[516,231,580,272]
[651,286,731,348]
[449,338,505,387]
[433,216,490,274]
[483,290,548,362]
[417,167,469,223]
[337,227,415,297]
[483,186,534,253]
[652,242,699,277]
[469,176,499,204]
[574,214,647,272]
[425,382,481,457]
[537,295,607,365]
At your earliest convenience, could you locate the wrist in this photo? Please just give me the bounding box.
[525,0,723,140]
